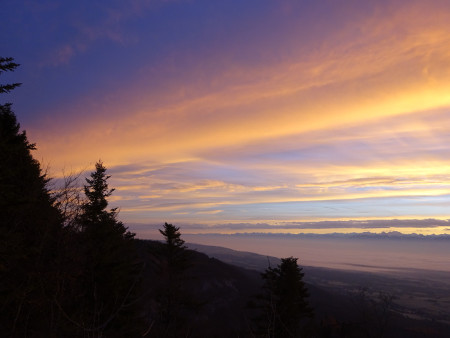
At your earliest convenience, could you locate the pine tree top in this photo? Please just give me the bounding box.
[159,222,186,249]
[0,57,21,94]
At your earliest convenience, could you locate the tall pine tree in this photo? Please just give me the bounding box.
[252,257,313,337]
[159,222,187,271]
[64,161,143,337]
[151,223,195,337]
[0,57,63,335]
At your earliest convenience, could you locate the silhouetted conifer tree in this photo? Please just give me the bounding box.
[252,257,313,337]
[0,57,21,94]
[61,161,143,337]
[0,58,63,335]
[159,222,187,270]
[154,222,193,337]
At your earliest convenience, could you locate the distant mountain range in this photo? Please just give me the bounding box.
[189,231,450,239]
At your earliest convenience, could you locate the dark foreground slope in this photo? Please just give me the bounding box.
[186,242,450,338]
[136,240,262,336]
[137,240,450,337]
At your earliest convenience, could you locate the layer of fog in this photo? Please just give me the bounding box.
[181,234,450,273]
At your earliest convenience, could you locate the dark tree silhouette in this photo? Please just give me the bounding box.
[59,161,143,337]
[0,58,63,335]
[159,222,187,269]
[252,257,313,337]
[153,222,193,337]
[0,59,147,336]
[0,57,21,94]
[52,170,85,229]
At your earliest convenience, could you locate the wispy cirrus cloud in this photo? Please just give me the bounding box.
[7,0,450,232]
[40,0,174,66]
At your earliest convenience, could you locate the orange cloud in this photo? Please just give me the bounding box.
[28,0,450,226]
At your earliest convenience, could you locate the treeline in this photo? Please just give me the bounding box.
[1,58,314,337]
[1,99,141,334]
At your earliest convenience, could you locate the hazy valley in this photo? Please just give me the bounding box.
[185,240,450,337]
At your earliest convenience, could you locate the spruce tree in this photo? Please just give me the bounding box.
[0,57,21,94]
[0,58,62,335]
[159,222,187,270]
[67,161,142,336]
[252,257,313,337]
[155,223,192,337]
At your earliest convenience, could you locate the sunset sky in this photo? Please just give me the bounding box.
[3,0,450,236]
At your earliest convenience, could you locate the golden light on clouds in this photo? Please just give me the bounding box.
[10,0,450,233]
